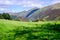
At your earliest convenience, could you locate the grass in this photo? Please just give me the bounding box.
[0,19,60,40]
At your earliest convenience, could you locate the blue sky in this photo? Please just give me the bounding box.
[0,0,60,13]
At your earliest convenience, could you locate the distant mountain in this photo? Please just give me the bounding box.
[10,8,40,21]
[10,3,60,21]
[10,11,27,20]
[25,3,60,21]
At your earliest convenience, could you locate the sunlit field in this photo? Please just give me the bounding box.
[0,19,60,40]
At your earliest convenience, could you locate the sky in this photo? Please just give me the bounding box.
[0,0,60,13]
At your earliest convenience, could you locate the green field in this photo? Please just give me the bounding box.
[0,19,60,40]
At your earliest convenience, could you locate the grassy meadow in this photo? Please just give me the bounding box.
[0,19,60,40]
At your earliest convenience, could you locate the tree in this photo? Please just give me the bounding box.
[0,14,4,19]
[2,13,12,20]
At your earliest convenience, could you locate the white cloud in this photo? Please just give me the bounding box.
[50,0,60,5]
[0,8,5,11]
[0,0,17,5]
[0,0,43,7]
[19,0,43,8]
[0,0,60,6]
[0,7,16,12]
[0,0,60,12]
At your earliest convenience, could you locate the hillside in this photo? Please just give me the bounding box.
[11,3,60,21]
[10,11,28,20]
[26,3,60,21]
[0,19,60,40]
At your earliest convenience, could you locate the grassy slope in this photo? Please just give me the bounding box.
[0,19,60,40]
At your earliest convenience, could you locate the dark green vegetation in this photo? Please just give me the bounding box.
[0,13,21,21]
[0,13,12,20]
[0,19,60,40]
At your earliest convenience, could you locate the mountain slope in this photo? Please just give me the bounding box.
[10,3,60,21]
[27,3,60,21]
